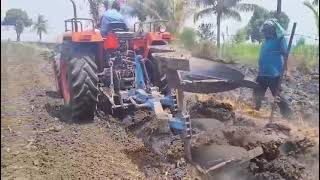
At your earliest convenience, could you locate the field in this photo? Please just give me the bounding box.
[1,42,319,179]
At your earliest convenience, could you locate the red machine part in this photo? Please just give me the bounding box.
[63,30,103,42]
[103,33,119,49]
[131,32,170,58]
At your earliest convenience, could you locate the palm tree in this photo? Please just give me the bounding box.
[303,0,319,36]
[194,0,261,47]
[87,0,103,26]
[312,0,319,5]
[33,15,47,41]
[128,0,191,34]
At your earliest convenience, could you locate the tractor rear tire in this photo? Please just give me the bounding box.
[53,59,62,97]
[67,56,99,122]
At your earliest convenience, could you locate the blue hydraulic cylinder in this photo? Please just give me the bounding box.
[135,55,146,89]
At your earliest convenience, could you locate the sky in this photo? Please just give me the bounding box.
[1,0,319,44]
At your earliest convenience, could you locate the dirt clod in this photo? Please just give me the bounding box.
[190,98,235,122]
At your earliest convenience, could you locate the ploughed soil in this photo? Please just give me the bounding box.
[1,42,319,180]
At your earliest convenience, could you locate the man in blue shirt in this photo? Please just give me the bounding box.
[100,0,127,36]
[253,19,292,118]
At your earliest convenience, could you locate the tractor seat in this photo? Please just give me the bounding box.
[108,23,128,32]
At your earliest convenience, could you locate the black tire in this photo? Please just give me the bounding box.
[53,58,62,96]
[68,55,99,122]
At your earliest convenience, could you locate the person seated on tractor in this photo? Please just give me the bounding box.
[253,19,292,118]
[100,0,127,36]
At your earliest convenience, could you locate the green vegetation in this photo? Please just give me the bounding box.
[292,44,319,68]
[303,0,319,36]
[1,42,49,60]
[197,23,216,42]
[179,28,197,50]
[220,43,260,64]
[87,0,103,26]
[33,15,48,41]
[192,41,218,60]
[2,8,33,41]
[233,28,247,44]
[194,0,261,47]
[185,38,318,67]
[245,8,290,43]
[128,0,190,34]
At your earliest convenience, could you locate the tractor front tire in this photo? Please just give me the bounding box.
[68,56,98,122]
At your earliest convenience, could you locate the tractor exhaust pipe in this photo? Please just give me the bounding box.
[69,0,78,32]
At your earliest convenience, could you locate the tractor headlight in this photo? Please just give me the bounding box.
[159,25,166,33]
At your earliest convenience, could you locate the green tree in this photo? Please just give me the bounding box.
[128,0,190,34]
[303,0,319,36]
[128,0,148,22]
[312,0,319,5]
[245,8,268,43]
[87,0,103,26]
[15,19,24,41]
[234,28,247,43]
[194,0,261,48]
[2,8,32,41]
[245,8,290,43]
[197,23,216,42]
[296,37,306,47]
[180,28,196,50]
[33,15,48,41]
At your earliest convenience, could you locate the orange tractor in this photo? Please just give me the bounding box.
[53,0,175,121]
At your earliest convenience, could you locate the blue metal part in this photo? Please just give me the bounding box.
[131,88,156,109]
[160,95,175,107]
[169,117,185,131]
[135,55,146,89]
[134,89,150,101]
[169,113,191,136]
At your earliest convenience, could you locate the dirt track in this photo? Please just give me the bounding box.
[1,42,319,180]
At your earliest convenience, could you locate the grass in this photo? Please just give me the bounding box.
[291,44,319,68]
[221,43,260,65]
[1,41,49,58]
[189,40,319,69]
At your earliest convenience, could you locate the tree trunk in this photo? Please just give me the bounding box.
[276,0,282,19]
[16,33,20,41]
[39,32,42,41]
[217,12,221,48]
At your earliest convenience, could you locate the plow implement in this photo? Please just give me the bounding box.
[150,53,263,177]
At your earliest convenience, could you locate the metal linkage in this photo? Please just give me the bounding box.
[185,115,192,139]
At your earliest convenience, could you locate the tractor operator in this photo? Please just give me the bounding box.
[253,19,292,118]
[100,0,127,36]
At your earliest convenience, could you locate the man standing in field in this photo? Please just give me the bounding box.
[253,19,292,118]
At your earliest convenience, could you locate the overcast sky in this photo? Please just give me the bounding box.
[1,0,318,43]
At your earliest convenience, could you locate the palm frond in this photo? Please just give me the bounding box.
[234,3,261,12]
[194,7,216,22]
[200,0,217,7]
[33,14,48,34]
[313,0,319,5]
[221,8,241,21]
[303,1,319,34]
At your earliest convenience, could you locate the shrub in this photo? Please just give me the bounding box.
[233,28,247,44]
[179,27,196,50]
[191,41,218,60]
